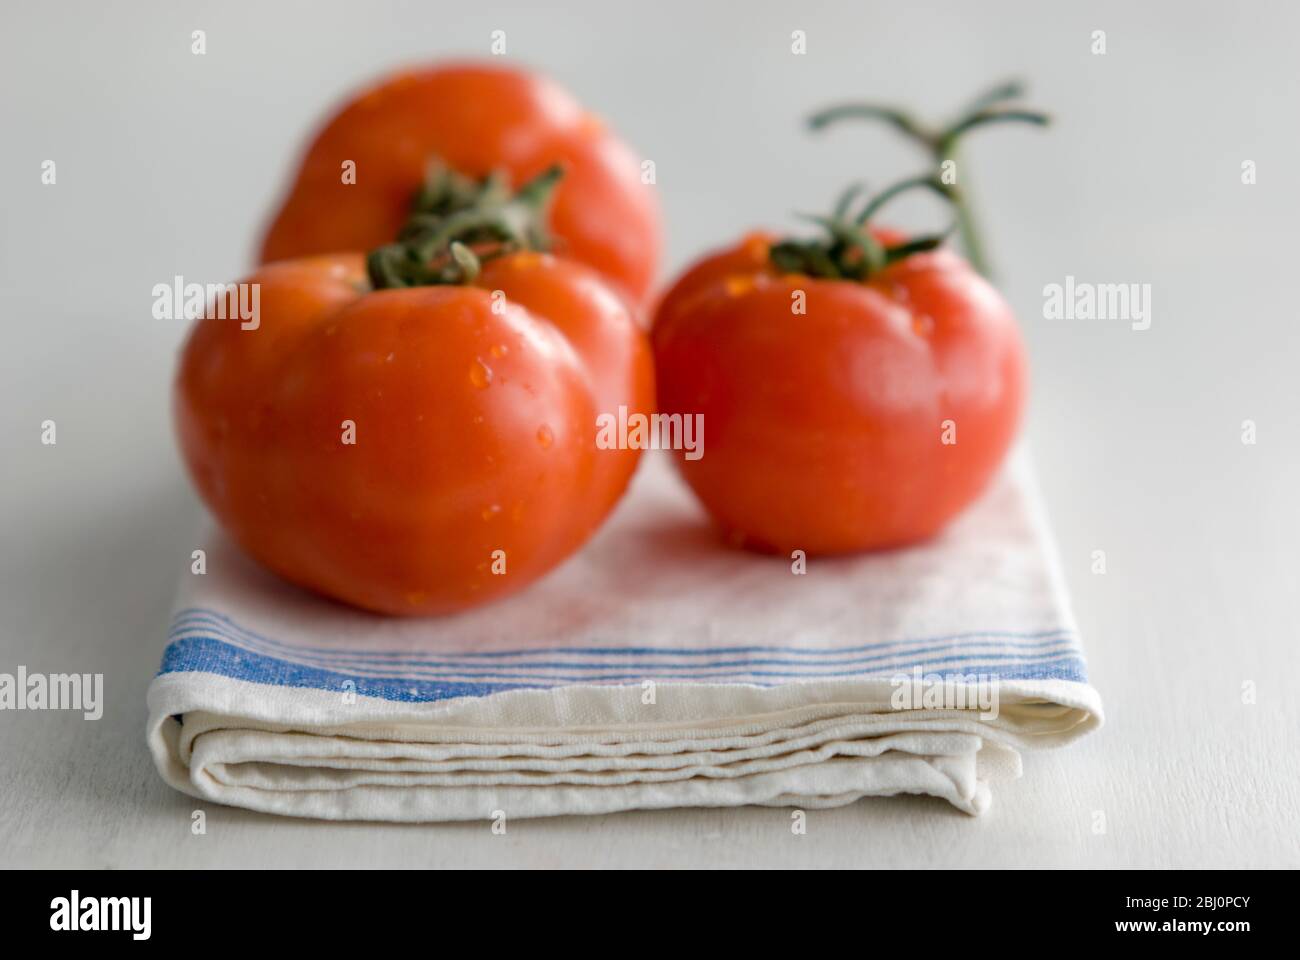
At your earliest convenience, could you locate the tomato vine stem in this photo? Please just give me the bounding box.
[770,175,955,281]
[807,79,1049,278]
[367,162,563,290]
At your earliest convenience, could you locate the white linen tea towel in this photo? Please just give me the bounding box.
[147,450,1102,820]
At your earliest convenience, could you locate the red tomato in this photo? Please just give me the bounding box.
[176,252,653,616]
[259,63,662,308]
[652,229,1026,555]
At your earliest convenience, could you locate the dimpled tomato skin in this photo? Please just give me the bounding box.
[258,63,662,309]
[651,231,1027,556]
[175,252,653,617]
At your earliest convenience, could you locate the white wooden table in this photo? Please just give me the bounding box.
[3,0,1297,868]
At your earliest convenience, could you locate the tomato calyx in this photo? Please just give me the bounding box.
[769,175,955,281]
[807,79,1049,278]
[367,161,563,290]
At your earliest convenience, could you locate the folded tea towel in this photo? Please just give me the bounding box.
[147,450,1102,820]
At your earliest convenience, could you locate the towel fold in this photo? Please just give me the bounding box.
[147,450,1101,820]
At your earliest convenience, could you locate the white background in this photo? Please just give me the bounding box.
[2,0,1297,867]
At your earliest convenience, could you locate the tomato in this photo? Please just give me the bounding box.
[175,248,653,616]
[652,191,1027,555]
[259,62,662,308]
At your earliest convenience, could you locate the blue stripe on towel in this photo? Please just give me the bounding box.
[165,630,1082,680]
[159,614,1090,703]
[160,635,532,702]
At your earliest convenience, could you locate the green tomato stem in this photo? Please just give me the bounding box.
[367,162,563,291]
[806,79,1049,279]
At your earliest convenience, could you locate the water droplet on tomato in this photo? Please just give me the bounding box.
[536,425,554,449]
[481,504,502,521]
[469,358,493,388]
[723,275,755,298]
[912,313,935,337]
